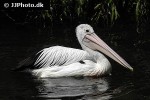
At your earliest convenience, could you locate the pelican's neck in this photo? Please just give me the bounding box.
[81,45,104,61]
[81,44,112,75]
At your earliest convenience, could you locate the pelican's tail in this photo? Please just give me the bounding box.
[12,52,42,71]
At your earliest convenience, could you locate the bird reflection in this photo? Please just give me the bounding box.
[35,77,112,99]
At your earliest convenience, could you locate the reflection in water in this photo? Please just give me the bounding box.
[36,77,112,99]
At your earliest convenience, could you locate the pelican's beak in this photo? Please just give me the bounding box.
[84,33,133,71]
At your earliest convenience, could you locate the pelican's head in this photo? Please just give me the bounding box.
[76,24,133,71]
[76,24,94,43]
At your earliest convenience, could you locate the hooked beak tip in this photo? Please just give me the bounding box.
[130,67,134,72]
[126,65,133,72]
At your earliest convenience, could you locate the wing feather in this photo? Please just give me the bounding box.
[34,46,91,68]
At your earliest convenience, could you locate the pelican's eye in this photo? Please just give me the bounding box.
[86,29,89,32]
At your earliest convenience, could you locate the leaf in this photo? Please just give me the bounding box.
[94,4,101,10]
[136,0,140,21]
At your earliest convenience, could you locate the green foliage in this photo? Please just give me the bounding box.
[135,0,149,33]
[2,0,150,31]
[33,0,149,31]
[91,0,119,26]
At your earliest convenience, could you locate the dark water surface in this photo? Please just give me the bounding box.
[0,23,150,100]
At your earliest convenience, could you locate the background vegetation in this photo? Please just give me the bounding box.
[1,0,150,50]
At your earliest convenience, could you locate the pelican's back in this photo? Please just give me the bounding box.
[14,46,91,71]
[34,46,90,68]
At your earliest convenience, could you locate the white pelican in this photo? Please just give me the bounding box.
[16,24,133,77]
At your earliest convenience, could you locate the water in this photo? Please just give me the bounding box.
[0,23,150,100]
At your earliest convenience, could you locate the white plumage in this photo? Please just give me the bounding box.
[34,46,91,68]
[32,46,111,77]
[18,24,133,78]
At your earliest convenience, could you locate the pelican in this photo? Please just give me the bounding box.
[15,24,133,77]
